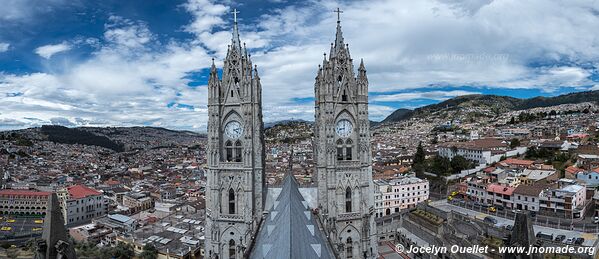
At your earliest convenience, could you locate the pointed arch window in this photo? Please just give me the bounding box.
[336,139,344,161]
[228,188,236,215]
[346,237,353,259]
[345,187,352,212]
[342,89,348,102]
[234,140,242,162]
[345,139,353,160]
[228,239,236,259]
[337,138,354,161]
[225,141,233,162]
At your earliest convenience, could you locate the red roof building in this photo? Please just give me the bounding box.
[487,184,516,196]
[66,185,102,199]
[500,158,534,168]
[0,189,51,215]
[0,189,51,198]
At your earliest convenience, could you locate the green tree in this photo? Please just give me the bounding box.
[509,138,521,149]
[413,142,426,165]
[450,155,471,174]
[98,243,134,259]
[140,244,158,259]
[430,155,452,176]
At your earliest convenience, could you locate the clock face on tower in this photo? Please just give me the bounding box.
[224,120,243,139]
[335,119,353,138]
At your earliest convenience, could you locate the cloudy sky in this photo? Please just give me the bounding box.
[1,0,598,131]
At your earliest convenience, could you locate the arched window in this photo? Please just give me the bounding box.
[346,237,353,259]
[345,139,353,160]
[225,141,233,162]
[386,208,390,215]
[234,140,242,162]
[336,139,344,161]
[229,239,236,259]
[345,187,352,212]
[228,189,235,214]
[342,89,348,102]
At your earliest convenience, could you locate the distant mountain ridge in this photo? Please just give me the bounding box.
[6,125,206,152]
[380,90,599,124]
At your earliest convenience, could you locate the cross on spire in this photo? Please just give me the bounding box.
[334,8,343,22]
[232,8,240,23]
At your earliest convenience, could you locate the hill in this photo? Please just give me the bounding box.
[40,125,124,152]
[4,126,206,152]
[380,90,599,124]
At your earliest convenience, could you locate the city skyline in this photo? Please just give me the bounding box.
[1,0,598,131]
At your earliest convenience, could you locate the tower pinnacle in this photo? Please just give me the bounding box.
[333,7,343,23]
[231,8,241,50]
[333,8,344,51]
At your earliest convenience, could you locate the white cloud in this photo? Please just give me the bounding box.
[3,0,599,131]
[373,90,481,102]
[0,0,69,23]
[35,42,71,59]
[0,42,9,52]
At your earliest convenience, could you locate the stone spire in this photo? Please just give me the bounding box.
[503,212,542,259]
[210,58,217,75]
[358,58,367,80]
[35,193,77,259]
[333,8,344,52]
[231,9,241,51]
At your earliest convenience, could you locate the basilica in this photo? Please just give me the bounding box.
[204,9,378,259]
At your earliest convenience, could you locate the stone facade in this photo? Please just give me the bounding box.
[204,13,266,259]
[313,17,378,258]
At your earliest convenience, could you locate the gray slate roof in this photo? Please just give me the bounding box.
[249,174,336,259]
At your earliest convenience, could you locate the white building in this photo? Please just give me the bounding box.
[374,176,429,217]
[58,185,107,227]
[538,180,586,219]
[465,178,489,203]
[512,182,553,212]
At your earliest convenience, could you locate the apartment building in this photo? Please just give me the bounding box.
[486,183,515,209]
[0,189,50,215]
[539,180,586,219]
[438,138,509,165]
[122,192,153,214]
[512,182,556,211]
[374,176,429,217]
[58,185,107,226]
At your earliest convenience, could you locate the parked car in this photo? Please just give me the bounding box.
[554,235,566,242]
[564,237,575,245]
[593,217,599,224]
[484,216,498,224]
[488,207,497,213]
[505,225,513,231]
[575,238,584,245]
[535,232,553,240]
[496,205,504,211]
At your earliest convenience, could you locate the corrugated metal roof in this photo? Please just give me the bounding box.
[249,174,335,259]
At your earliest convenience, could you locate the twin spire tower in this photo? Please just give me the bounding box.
[205,8,378,259]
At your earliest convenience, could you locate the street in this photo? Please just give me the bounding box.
[431,200,598,247]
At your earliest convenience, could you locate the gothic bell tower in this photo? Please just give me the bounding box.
[205,9,265,259]
[314,9,378,258]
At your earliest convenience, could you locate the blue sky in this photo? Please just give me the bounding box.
[1,0,598,131]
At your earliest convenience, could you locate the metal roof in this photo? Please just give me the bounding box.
[249,174,336,259]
